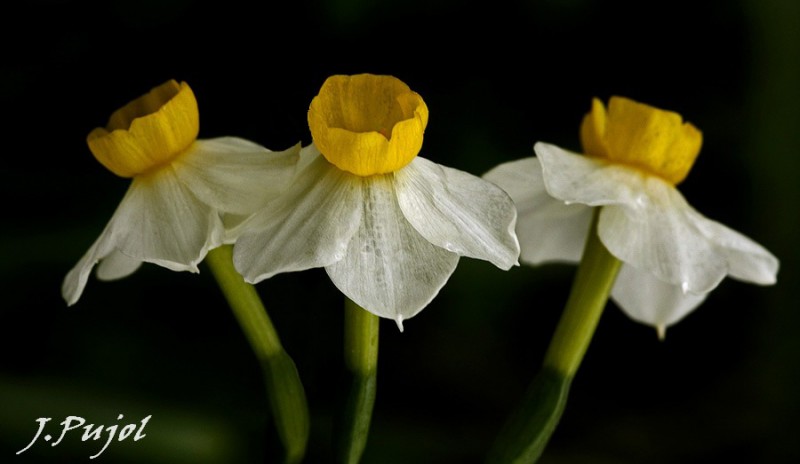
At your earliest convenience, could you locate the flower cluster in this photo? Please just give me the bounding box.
[64,75,521,330]
[63,76,780,464]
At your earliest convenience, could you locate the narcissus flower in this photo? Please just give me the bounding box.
[63,80,298,305]
[233,74,520,329]
[485,96,778,336]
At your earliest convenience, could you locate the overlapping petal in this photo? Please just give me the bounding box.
[63,166,222,305]
[535,142,643,207]
[64,136,301,305]
[535,141,778,294]
[689,213,779,285]
[395,156,520,269]
[483,157,591,264]
[325,175,459,327]
[173,137,300,215]
[233,144,521,325]
[233,146,364,283]
[113,168,220,268]
[95,250,143,281]
[597,184,728,294]
[485,155,707,329]
[486,148,778,331]
[611,265,708,333]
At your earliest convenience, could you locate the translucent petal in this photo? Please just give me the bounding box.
[112,168,222,270]
[535,142,643,206]
[483,157,592,264]
[62,170,221,305]
[598,179,729,294]
[233,147,364,283]
[611,264,708,330]
[62,225,117,305]
[535,141,776,293]
[173,137,300,215]
[684,207,779,285]
[395,156,519,269]
[326,175,459,322]
[96,250,143,281]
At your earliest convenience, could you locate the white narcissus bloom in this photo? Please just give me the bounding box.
[233,74,520,329]
[63,80,299,305]
[485,96,779,337]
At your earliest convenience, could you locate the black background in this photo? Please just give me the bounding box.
[1,0,798,462]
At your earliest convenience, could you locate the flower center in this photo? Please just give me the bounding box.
[308,74,429,177]
[579,96,702,185]
[87,80,200,178]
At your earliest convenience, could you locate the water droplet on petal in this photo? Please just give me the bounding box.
[681,281,690,294]
[334,243,348,261]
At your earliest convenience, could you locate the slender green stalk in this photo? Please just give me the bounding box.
[542,213,622,377]
[487,210,622,463]
[336,298,379,464]
[205,245,309,464]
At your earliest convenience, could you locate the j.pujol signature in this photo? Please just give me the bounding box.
[16,414,152,459]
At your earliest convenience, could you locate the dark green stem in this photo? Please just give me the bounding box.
[487,210,621,463]
[336,298,379,464]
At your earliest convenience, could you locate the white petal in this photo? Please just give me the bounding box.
[62,170,221,305]
[173,137,300,215]
[233,147,363,283]
[689,214,779,285]
[598,178,730,294]
[611,264,708,330]
[535,142,643,207]
[483,157,546,202]
[484,157,593,265]
[113,168,223,270]
[536,141,777,293]
[96,250,143,281]
[394,157,519,269]
[326,175,459,322]
[62,225,117,306]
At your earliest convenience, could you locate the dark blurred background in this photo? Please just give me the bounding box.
[1,0,798,462]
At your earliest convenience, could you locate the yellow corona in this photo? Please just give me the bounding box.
[308,74,429,176]
[580,96,702,185]
[87,80,199,177]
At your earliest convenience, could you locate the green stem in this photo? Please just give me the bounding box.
[543,212,622,377]
[336,298,379,464]
[487,210,622,463]
[205,245,309,464]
